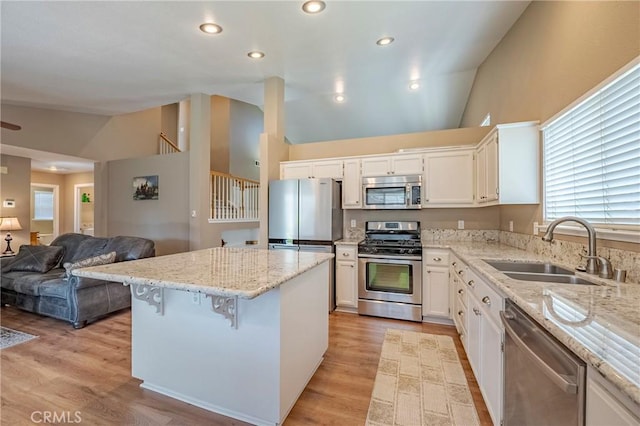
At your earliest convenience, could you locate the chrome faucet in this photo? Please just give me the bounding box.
[542,216,600,275]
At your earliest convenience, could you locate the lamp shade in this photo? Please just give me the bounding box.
[0,217,23,231]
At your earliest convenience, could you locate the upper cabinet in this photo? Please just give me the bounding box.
[280,159,344,180]
[423,149,475,207]
[475,121,540,205]
[342,159,362,209]
[361,154,423,177]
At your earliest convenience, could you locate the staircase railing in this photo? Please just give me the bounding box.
[159,132,181,154]
[210,172,260,222]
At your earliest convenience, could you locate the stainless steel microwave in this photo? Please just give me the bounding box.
[362,175,422,209]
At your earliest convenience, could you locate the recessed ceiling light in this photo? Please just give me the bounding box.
[376,37,395,46]
[247,51,265,59]
[409,81,420,90]
[199,23,223,34]
[334,94,345,103]
[302,1,326,14]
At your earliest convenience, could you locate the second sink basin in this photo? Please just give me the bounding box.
[483,260,575,275]
[503,272,598,285]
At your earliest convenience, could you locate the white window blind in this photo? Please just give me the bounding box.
[543,63,640,227]
[33,190,54,220]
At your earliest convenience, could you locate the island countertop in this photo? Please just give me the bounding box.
[73,247,334,299]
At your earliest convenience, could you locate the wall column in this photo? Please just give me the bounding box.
[259,77,288,248]
[189,93,212,250]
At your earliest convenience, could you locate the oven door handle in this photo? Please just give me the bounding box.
[500,311,578,394]
[357,253,422,261]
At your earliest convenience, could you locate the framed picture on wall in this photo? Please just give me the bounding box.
[133,175,159,200]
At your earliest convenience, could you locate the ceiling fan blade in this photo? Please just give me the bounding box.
[1,121,22,131]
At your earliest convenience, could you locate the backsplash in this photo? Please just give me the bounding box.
[343,226,638,284]
[498,231,639,284]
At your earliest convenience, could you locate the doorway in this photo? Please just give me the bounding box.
[30,183,60,245]
[74,183,94,236]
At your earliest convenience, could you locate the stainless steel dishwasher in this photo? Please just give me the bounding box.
[501,299,586,425]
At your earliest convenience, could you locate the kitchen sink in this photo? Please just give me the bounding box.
[483,260,575,275]
[503,272,598,285]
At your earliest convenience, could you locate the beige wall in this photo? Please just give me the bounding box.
[211,95,231,174]
[346,206,500,233]
[288,126,490,161]
[107,152,190,256]
[0,155,31,250]
[460,1,640,252]
[1,104,161,162]
[229,99,263,181]
[161,103,179,142]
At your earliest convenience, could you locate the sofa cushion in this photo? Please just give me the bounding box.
[70,237,110,262]
[50,233,93,265]
[63,251,116,279]
[1,268,66,296]
[2,245,64,273]
[104,236,155,262]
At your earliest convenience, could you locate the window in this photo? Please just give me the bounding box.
[542,60,640,231]
[480,113,491,127]
[33,190,54,220]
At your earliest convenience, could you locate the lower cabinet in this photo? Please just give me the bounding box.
[422,250,451,320]
[335,246,358,311]
[586,366,640,426]
[461,266,505,426]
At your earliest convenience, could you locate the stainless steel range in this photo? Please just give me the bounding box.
[358,221,422,322]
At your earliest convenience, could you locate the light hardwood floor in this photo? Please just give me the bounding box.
[1,307,491,425]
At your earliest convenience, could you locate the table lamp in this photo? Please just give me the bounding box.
[0,217,23,254]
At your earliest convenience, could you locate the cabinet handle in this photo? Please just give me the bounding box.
[458,310,464,317]
[349,264,354,268]
[433,257,442,262]
[342,252,349,257]
[457,270,464,275]
[473,307,481,316]
[482,296,491,306]
[452,262,457,267]
[355,201,359,204]
[458,289,464,295]
[467,280,475,287]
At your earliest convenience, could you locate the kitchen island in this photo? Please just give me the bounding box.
[74,247,333,426]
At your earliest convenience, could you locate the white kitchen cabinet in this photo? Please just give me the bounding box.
[422,250,450,319]
[280,159,343,179]
[342,159,362,209]
[361,154,423,177]
[335,246,358,311]
[461,266,505,426]
[475,121,539,205]
[423,149,475,206]
[586,366,640,426]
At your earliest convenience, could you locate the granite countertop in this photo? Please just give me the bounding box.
[334,238,361,245]
[425,241,640,406]
[73,247,334,299]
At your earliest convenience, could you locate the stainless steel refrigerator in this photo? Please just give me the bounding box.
[268,178,343,310]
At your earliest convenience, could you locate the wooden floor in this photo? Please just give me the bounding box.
[1,307,491,425]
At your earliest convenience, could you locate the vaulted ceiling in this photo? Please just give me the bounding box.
[1,1,530,144]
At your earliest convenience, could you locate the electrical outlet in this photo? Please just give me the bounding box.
[509,220,514,232]
[191,292,200,305]
[350,219,356,228]
[457,220,464,230]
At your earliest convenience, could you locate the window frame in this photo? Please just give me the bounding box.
[540,56,640,243]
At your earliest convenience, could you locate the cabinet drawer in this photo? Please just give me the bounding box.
[474,279,504,323]
[336,246,357,260]
[424,249,449,266]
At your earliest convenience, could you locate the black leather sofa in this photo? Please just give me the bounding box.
[1,233,155,328]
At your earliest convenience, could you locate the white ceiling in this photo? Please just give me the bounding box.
[0,1,530,144]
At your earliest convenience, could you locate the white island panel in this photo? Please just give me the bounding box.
[130,261,329,426]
